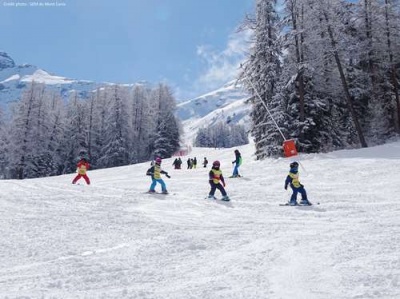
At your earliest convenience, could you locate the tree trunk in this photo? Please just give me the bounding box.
[18,83,36,179]
[291,0,305,123]
[323,11,368,148]
[385,0,400,132]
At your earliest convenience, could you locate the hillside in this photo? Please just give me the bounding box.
[176,80,251,143]
[1,141,399,298]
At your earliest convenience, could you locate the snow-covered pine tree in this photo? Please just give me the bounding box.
[8,82,43,179]
[382,0,400,132]
[240,0,283,158]
[24,88,61,178]
[97,85,131,168]
[46,92,65,175]
[276,0,352,153]
[88,88,108,169]
[194,128,212,147]
[0,107,9,178]
[194,122,249,148]
[151,84,180,158]
[312,0,368,147]
[130,84,153,163]
[59,91,88,174]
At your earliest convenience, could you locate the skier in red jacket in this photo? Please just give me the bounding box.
[72,158,91,185]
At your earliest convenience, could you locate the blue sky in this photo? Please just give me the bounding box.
[0,0,254,100]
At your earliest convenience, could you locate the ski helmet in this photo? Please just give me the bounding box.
[155,157,162,163]
[290,161,299,168]
[212,160,220,167]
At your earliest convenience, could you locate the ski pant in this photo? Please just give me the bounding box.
[209,182,227,197]
[72,174,90,185]
[150,178,167,192]
[232,164,240,176]
[290,185,308,203]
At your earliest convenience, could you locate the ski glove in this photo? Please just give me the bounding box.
[284,185,288,190]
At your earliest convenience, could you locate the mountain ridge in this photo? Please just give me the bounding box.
[0,52,251,143]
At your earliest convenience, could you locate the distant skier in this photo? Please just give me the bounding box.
[146,157,171,194]
[193,157,197,169]
[231,149,242,177]
[172,158,180,169]
[187,158,192,169]
[284,161,310,205]
[177,157,182,169]
[72,157,91,185]
[208,160,230,201]
[203,157,208,168]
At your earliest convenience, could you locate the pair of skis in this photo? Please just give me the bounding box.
[279,202,319,206]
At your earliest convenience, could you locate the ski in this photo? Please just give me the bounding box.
[144,191,170,195]
[279,202,319,206]
[204,196,231,202]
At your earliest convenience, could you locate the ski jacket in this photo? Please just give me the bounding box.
[232,154,242,166]
[77,160,90,175]
[203,159,208,167]
[285,170,302,189]
[146,164,167,179]
[209,168,225,185]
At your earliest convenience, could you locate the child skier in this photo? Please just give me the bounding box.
[284,161,311,205]
[72,157,91,185]
[208,160,230,201]
[146,157,171,194]
[231,149,242,177]
[203,157,208,168]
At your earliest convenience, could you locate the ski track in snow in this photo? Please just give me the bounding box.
[1,143,400,298]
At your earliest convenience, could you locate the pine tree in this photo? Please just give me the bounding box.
[59,91,88,174]
[151,84,181,158]
[240,0,283,159]
[98,85,131,167]
[0,107,9,178]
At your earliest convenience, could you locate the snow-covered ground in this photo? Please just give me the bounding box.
[1,141,400,298]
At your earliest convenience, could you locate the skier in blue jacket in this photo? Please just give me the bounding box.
[284,161,311,205]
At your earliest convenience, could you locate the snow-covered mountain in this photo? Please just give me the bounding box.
[176,80,251,143]
[1,140,399,298]
[1,51,252,146]
[1,52,251,142]
[0,52,105,109]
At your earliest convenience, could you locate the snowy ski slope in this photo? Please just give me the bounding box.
[1,141,400,298]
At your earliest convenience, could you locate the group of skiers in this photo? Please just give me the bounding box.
[72,148,310,205]
[186,157,197,169]
[172,157,183,169]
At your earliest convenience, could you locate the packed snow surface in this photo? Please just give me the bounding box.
[1,141,400,298]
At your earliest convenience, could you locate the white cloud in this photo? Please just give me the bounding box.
[195,28,252,94]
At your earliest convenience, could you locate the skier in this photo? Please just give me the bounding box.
[284,161,311,205]
[172,158,179,169]
[231,149,242,177]
[72,157,91,185]
[187,158,192,169]
[208,160,230,201]
[203,157,208,168]
[177,157,182,169]
[146,157,171,194]
[193,157,197,169]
